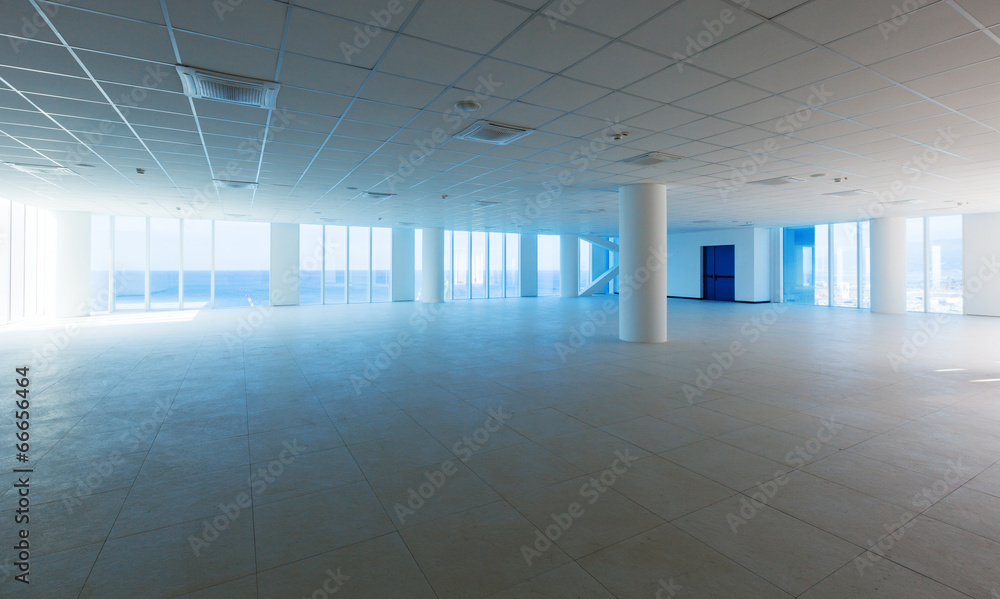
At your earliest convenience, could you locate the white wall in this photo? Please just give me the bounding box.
[46,210,91,318]
[963,213,1000,317]
[269,223,299,306]
[667,228,771,302]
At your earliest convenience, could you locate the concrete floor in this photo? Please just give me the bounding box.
[1,297,999,598]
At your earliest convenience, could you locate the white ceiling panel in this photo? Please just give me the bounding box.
[403,0,530,54]
[491,15,609,74]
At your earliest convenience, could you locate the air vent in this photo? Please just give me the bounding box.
[748,176,806,186]
[176,66,279,109]
[455,121,533,145]
[571,208,605,214]
[2,162,75,175]
[214,179,259,190]
[620,152,684,166]
[468,200,500,207]
[822,189,873,198]
[362,191,395,199]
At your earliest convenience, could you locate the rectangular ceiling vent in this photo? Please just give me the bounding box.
[2,161,75,175]
[749,176,806,186]
[455,121,533,145]
[214,179,259,190]
[620,152,684,167]
[177,66,279,109]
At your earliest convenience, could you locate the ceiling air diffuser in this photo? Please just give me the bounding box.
[455,121,533,145]
[176,66,279,109]
[619,152,684,166]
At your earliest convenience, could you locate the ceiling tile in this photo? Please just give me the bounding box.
[954,0,1000,26]
[279,53,369,97]
[377,36,481,86]
[562,42,668,89]
[294,0,417,32]
[673,81,771,114]
[559,0,679,37]
[695,23,815,78]
[403,0,530,54]
[624,0,761,59]
[175,31,278,81]
[358,73,445,109]
[491,15,609,74]
[867,32,1000,83]
[166,0,286,49]
[285,8,391,70]
[739,48,856,94]
[520,76,609,112]
[58,8,175,62]
[453,58,550,101]
[576,92,659,121]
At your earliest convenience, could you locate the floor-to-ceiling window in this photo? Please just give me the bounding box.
[0,200,10,323]
[325,225,347,304]
[453,230,470,300]
[114,216,147,311]
[23,206,38,318]
[814,224,829,306]
[505,233,519,298]
[538,234,560,296]
[906,218,926,312]
[149,218,180,310]
[415,229,423,300]
[579,238,592,293]
[444,230,453,300]
[471,231,487,299]
[907,215,963,314]
[215,221,269,308]
[784,222,870,309]
[349,226,370,303]
[860,221,871,309]
[91,215,111,313]
[488,232,504,298]
[371,227,392,303]
[831,222,858,308]
[300,224,324,305]
[183,219,212,309]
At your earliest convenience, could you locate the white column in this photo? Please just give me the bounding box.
[270,223,299,306]
[870,217,906,314]
[520,233,538,297]
[619,183,668,343]
[560,234,579,298]
[421,228,444,303]
[46,210,91,318]
[392,228,415,301]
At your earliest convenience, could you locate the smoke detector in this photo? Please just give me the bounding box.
[176,66,280,109]
[620,152,684,166]
[455,121,533,145]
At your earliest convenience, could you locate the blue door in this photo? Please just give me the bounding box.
[703,245,736,302]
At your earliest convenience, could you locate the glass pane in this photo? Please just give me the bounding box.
[782,226,815,304]
[814,224,829,306]
[860,221,871,310]
[444,230,453,300]
[182,220,212,309]
[114,216,146,311]
[831,222,858,308]
[928,215,963,314]
[0,200,11,323]
[580,238,591,293]
[150,218,180,310]
[23,206,37,318]
[300,224,323,305]
[371,227,391,303]
[538,234,560,296]
[505,233,519,298]
[9,202,24,321]
[906,218,925,312]
[471,231,486,299]
[489,232,504,298]
[453,230,469,300]
[90,215,111,313]
[349,226,370,303]
[415,229,423,301]
[324,226,347,304]
[215,221,270,308]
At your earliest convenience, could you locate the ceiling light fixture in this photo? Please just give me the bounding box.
[454,99,481,112]
[620,152,684,166]
[214,179,259,190]
[822,189,873,198]
[362,191,395,199]
[748,176,806,186]
[2,162,75,175]
[176,66,280,109]
[468,200,500,207]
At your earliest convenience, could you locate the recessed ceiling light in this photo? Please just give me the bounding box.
[76,163,97,168]
[571,208,605,214]
[454,99,481,112]
[468,200,500,207]
[748,176,806,186]
[214,179,258,190]
[810,173,826,178]
[2,162,75,175]
[620,152,684,166]
[822,189,873,198]
[362,191,395,199]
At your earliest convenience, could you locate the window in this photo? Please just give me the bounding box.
[114,216,146,311]
[471,231,486,299]
[415,229,423,300]
[538,234,560,296]
[300,224,323,305]
[0,200,9,323]
[489,232,504,298]
[349,226,370,302]
[325,225,347,304]
[453,230,470,300]
[149,218,180,310]
[444,230,453,300]
[215,221,269,308]
[580,238,592,293]
[814,224,829,306]
[831,222,858,308]
[90,215,111,313]
[906,218,925,312]
[860,221,871,309]
[928,216,963,314]
[371,227,391,303]
[183,220,213,309]
[23,206,38,318]
[505,233,519,298]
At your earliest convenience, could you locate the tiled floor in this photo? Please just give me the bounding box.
[1,297,999,598]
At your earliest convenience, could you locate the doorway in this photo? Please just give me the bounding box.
[703,245,735,301]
